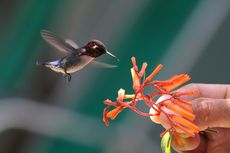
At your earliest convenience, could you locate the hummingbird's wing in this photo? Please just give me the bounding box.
[90,60,118,68]
[65,39,79,49]
[40,30,79,53]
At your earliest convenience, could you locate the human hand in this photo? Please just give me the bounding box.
[156,83,230,153]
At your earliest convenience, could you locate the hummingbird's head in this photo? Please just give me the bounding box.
[84,40,106,57]
[84,40,119,61]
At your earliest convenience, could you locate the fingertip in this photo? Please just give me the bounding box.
[149,107,161,124]
[149,95,173,125]
[171,134,206,153]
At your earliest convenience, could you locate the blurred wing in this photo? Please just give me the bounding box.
[40,30,79,53]
[90,60,118,68]
[65,39,79,49]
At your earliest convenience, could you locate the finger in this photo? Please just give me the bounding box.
[172,134,207,153]
[176,83,230,100]
[205,128,230,152]
[192,98,230,130]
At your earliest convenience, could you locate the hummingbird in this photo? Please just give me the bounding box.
[37,30,119,82]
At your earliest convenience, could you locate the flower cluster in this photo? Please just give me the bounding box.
[103,57,200,145]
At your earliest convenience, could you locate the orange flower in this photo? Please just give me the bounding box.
[161,74,191,92]
[106,106,124,120]
[145,64,163,84]
[131,68,141,91]
[102,57,200,145]
[103,89,126,126]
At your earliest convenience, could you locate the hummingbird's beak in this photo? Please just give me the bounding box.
[106,50,119,61]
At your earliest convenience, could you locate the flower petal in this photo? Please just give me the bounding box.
[106,106,124,120]
[163,74,190,91]
[131,68,141,91]
[145,64,163,83]
[117,88,125,101]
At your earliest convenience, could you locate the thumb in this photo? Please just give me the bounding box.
[192,98,230,130]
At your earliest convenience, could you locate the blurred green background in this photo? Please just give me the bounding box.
[0,0,230,153]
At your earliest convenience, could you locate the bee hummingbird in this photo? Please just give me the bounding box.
[37,30,118,82]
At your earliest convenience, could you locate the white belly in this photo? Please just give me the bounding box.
[46,65,64,73]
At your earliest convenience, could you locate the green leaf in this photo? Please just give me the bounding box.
[161,131,172,153]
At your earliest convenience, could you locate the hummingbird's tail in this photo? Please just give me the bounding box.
[36,60,46,66]
[36,60,60,67]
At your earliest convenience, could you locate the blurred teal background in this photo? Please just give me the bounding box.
[0,0,230,153]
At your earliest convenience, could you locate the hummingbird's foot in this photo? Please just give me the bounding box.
[63,73,72,82]
[67,73,72,82]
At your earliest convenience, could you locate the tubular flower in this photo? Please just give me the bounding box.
[103,57,200,148]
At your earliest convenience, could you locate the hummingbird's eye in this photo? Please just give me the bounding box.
[87,40,106,52]
[87,42,96,48]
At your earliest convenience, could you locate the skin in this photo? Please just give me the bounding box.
[151,83,230,153]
